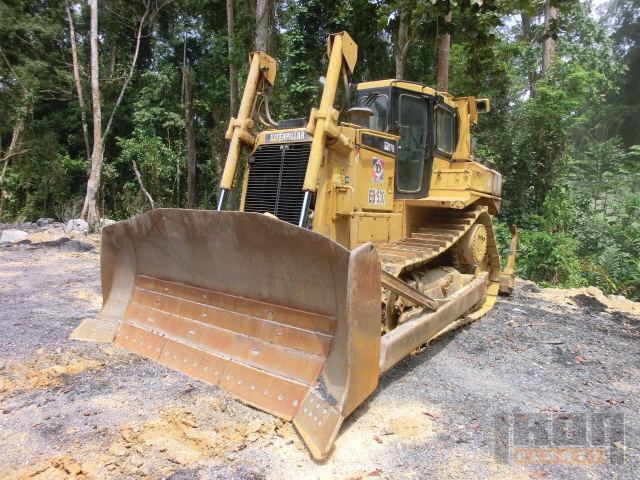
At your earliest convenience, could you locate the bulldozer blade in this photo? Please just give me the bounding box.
[72,209,381,459]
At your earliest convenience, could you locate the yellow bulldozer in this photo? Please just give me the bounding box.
[72,32,517,459]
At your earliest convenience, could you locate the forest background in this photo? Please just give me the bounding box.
[0,0,638,298]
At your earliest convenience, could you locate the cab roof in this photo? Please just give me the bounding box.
[356,79,458,108]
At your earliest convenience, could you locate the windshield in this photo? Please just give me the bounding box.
[357,92,389,131]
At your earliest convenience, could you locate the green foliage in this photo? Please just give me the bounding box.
[115,130,184,213]
[0,0,637,301]
[517,228,585,287]
[1,152,87,220]
[495,185,640,299]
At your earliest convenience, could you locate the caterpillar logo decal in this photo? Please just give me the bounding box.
[265,130,311,143]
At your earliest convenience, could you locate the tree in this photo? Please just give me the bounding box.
[255,0,273,51]
[81,0,165,224]
[391,0,422,80]
[436,11,452,90]
[542,0,558,72]
[394,7,410,79]
[183,66,196,208]
[602,0,640,147]
[227,0,238,116]
[82,0,103,224]
[66,4,91,162]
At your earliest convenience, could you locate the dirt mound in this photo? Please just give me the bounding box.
[532,285,640,317]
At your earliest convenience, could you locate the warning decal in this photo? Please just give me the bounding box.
[372,157,384,184]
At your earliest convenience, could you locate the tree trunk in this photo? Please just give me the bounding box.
[0,117,26,211]
[82,0,103,225]
[542,0,557,73]
[183,66,197,209]
[227,0,238,116]
[255,0,272,52]
[394,8,409,80]
[436,12,452,91]
[521,12,537,96]
[66,4,91,162]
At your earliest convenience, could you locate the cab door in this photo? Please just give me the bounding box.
[394,93,430,198]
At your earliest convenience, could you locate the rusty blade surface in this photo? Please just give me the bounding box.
[127,280,333,356]
[123,277,328,385]
[113,271,333,420]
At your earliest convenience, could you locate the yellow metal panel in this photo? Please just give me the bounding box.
[438,94,456,108]
[356,80,437,97]
[356,215,390,243]
[347,212,403,248]
[334,185,354,215]
[328,32,357,74]
[252,51,277,86]
[389,214,403,244]
[452,98,471,161]
[468,162,502,197]
[355,146,394,212]
[431,168,472,191]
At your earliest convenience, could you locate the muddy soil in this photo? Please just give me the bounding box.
[0,236,638,479]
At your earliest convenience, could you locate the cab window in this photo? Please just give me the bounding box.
[396,94,427,193]
[358,92,389,131]
[435,106,455,155]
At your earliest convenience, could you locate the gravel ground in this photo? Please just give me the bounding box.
[0,234,638,480]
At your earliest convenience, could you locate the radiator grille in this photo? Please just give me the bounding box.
[243,142,311,225]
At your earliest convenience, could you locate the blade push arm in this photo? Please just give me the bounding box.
[302,32,357,193]
[217,51,277,210]
[296,32,357,226]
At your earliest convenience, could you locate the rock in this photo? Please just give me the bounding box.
[60,240,94,252]
[66,218,88,234]
[41,237,71,248]
[0,229,28,243]
[609,294,626,301]
[518,280,541,293]
[36,218,54,227]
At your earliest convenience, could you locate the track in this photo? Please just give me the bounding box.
[378,204,502,331]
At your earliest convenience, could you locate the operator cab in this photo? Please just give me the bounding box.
[352,80,457,199]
